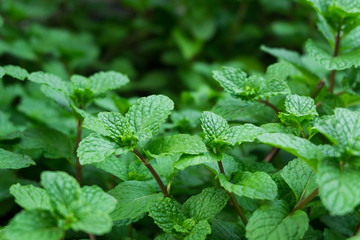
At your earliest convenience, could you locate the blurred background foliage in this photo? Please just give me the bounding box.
[0,0,318,106]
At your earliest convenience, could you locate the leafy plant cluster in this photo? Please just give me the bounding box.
[1,0,360,240]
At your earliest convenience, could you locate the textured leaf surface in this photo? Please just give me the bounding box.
[147,134,207,155]
[265,62,294,82]
[219,172,277,200]
[3,65,29,80]
[125,95,174,141]
[281,159,317,201]
[6,210,63,240]
[212,67,248,97]
[257,133,320,169]
[317,160,360,215]
[201,111,228,140]
[174,152,219,170]
[0,149,35,169]
[184,220,211,240]
[77,133,127,165]
[40,171,80,216]
[227,124,265,145]
[98,112,133,139]
[28,71,70,93]
[89,71,129,94]
[10,184,51,210]
[148,197,186,233]
[306,39,360,70]
[246,200,309,240]
[80,185,117,213]
[109,181,160,221]
[71,208,113,235]
[183,187,229,221]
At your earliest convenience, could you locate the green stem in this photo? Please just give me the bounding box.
[217,161,248,225]
[133,148,169,197]
[290,188,319,215]
[329,22,342,93]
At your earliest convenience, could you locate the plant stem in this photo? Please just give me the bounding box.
[133,148,169,197]
[353,222,360,236]
[310,79,325,99]
[290,188,319,215]
[329,23,342,93]
[75,117,82,185]
[128,223,133,238]
[217,161,248,225]
[257,99,280,114]
[89,233,96,240]
[264,147,280,163]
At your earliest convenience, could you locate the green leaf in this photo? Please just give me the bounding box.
[19,128,74,159]
[88,71,129,94]
[148,197,186,233]
[219,172,277,200]
[77,133,128,165]
[317,160,360,215]
[125,95,174,141]
[183,187,229,221]
[313,108,360,155]
[257,133,320,169]
[28,71,70,94]
[40,171,80,217]
[201,111,228,142]
[80,185,117,213]
[306,39,360,70]
[227,124,265,145]
[279,94,318,127]
[265,62,294,82]
[5,210,64,240]
[109,181,161,221]
[0,67,4,78]
[246,200,309,240]
[10,184,51,210]
[174,152,219,170]
[281,159,317,201]
[93,155,129,180]
[0,149,35,169]
[3,65,29,80]
[147,134,207,156]
[184,220,211,240]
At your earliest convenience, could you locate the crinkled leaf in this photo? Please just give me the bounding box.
[174,152,219,170]
[281,159,317,201]
[219,172,277,200]
[109,181,161,221]
[77,133,128,165]
[5,210,63,240]
[317,160,360,215]
[184,220,211,240]
[201,111,229,140]
[265,62,294,82]
[3,65,29,80]
[227,124,265,145]
[183,187,229,221]
[89,71,129,94]
[71,207,113,235]
[125,95,174,141]
[28,71,70,94]
[10,184,51,210]
[306,39,360,70]
[148,197,186,233]
[246,200,309,240]
[40,171,80,217]
[80,185,117,213]
[257,133,320,169]
[147,134,207,156]
[0,149,35,169]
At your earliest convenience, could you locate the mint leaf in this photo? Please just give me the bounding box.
[125,95,174,141]
[0,67,4,78]
[317,160,360,215]
[174,152,219,170]
[88,71,129,94]
[219,172,277,200]
[148,197,186,233]
[257,133,320,169]
[279,94,318,127]
[109,181,161,222]
[40,171,80,217]
[313,108,360,155]
[147,134,207,156]
[0,149,35,169]
[10,184,51,210]
[184,220,211,240]
[80,185,116,213]
[28,71,70,94]
[306,39,360,70]
[5,210,64,240]
[281,159,317,201]
[226,124,265,145]
[265,62,294,82]
[3,65,29,80]
[246,200,309,240]
[77,133,128,165]
[183,187,229,221]
[201,111,229,140]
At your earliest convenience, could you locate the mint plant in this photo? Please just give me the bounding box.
[1,0,360,240]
